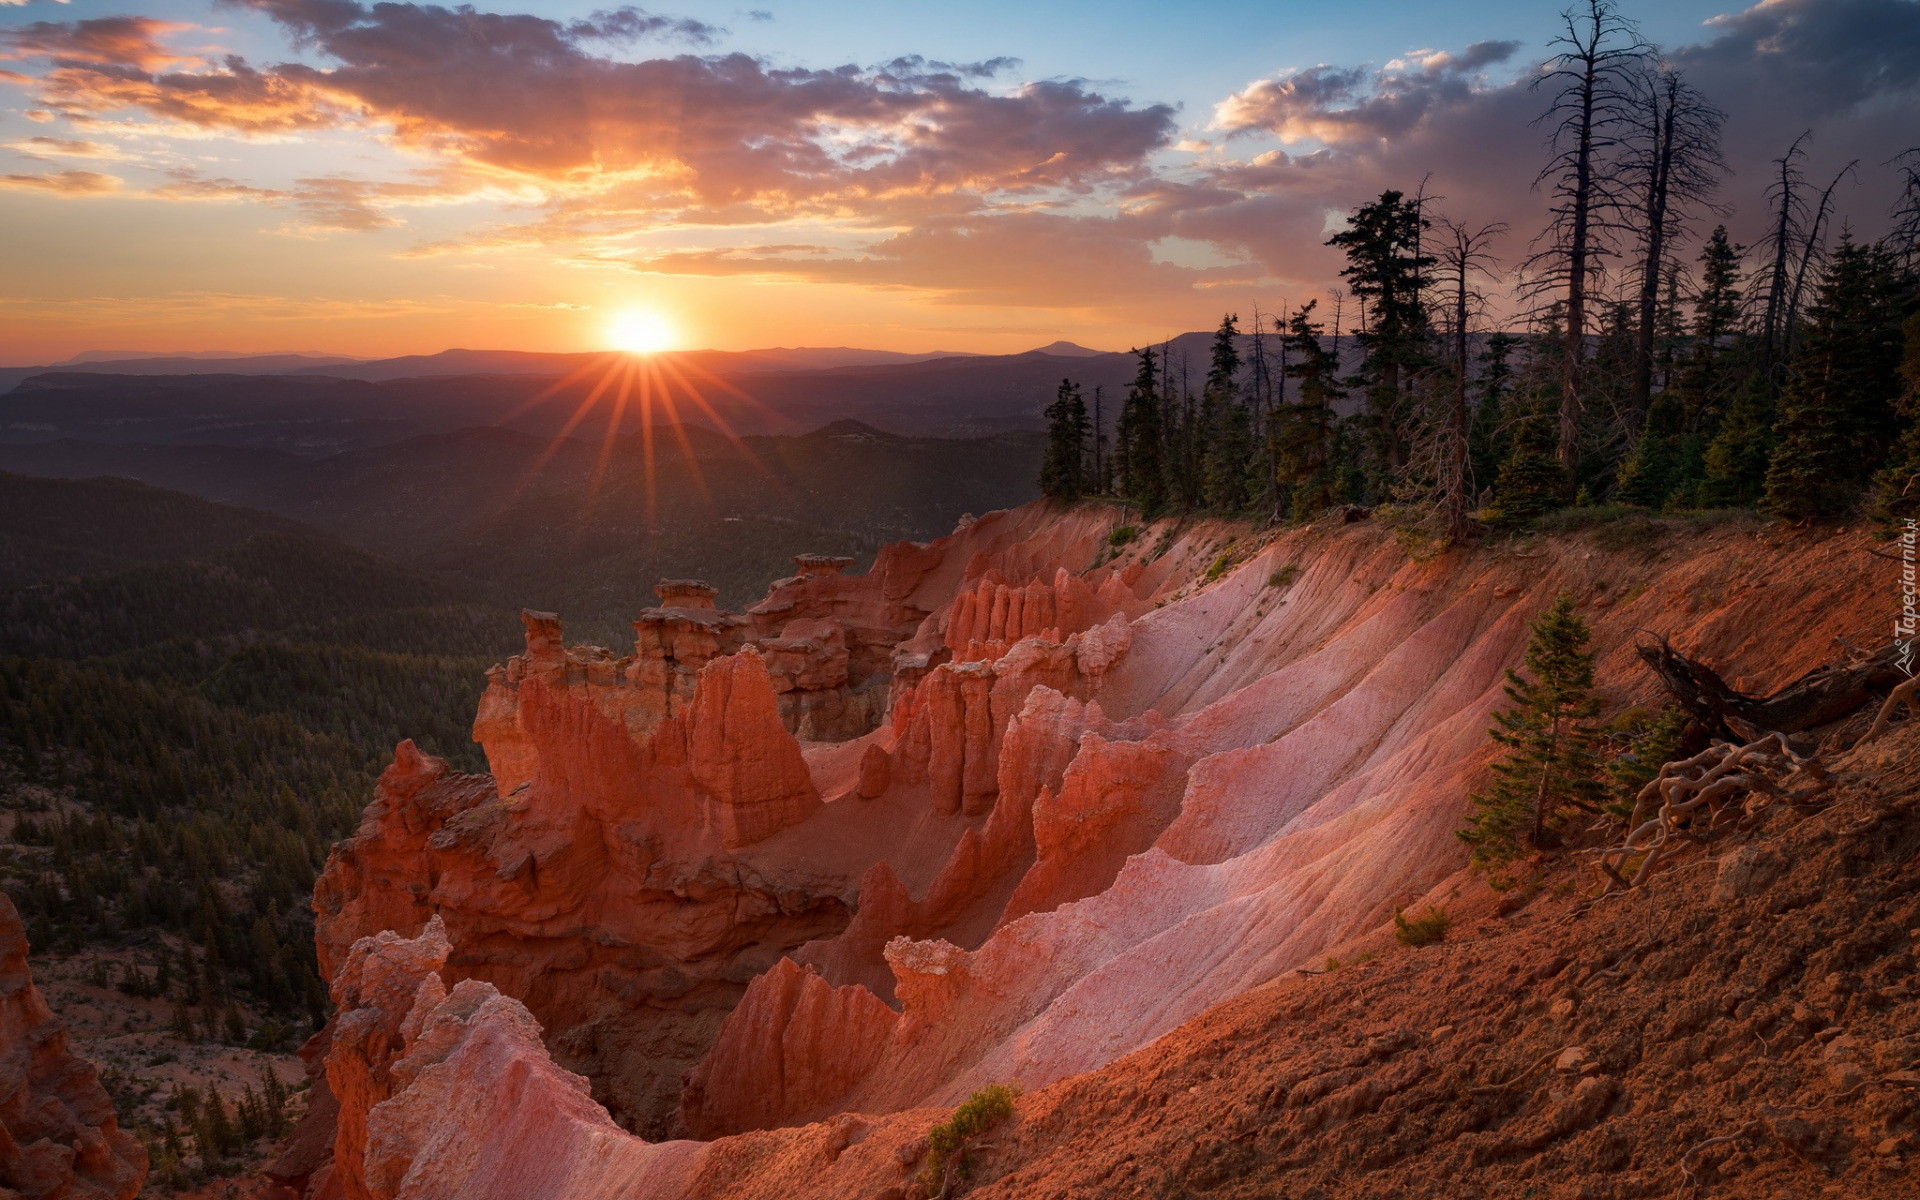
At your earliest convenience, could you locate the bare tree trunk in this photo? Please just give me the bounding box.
[1760,133,1809,372]
[1631,78,1676,422]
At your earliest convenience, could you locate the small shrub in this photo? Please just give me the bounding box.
[1268,564,1299,588]
[1108,525,1138,547]
[922,1084,1018,1192]
[1393,905,1451,947]
[1204,543,1240,583]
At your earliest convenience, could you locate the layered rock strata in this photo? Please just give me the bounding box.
[0,893,146,1200]
[300,506,1895,1200]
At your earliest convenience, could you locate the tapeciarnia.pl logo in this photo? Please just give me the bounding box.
[1899,518,1917,678]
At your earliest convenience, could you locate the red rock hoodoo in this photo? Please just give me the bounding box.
[291,502,1896,1200]
[0,893,147,1200]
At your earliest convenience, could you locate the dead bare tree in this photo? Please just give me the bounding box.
[1528,0,1651,477]
[1437,218,1507,543]
[1781,159,1859,358]
[1891,148,1920,271]
[1757,132,1812,375]
[1624,63,1725,425]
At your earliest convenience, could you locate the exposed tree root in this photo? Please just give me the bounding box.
[1592,734,1816,891]
[1855,673,1920,747]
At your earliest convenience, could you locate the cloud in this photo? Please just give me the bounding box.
[5,0,1173,227]
[1189,0,1920,304]
[5,0,1913,318]
[150,167,459,231]
[0,168,121,193]
[0,16,189,70]
[1211,40,1519,145]
[2,134,129,159]
[567,7,724,46]
[626,210,1250,307]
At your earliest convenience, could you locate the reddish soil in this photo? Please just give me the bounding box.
[937,725,1920,1200]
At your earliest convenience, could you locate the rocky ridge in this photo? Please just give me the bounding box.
[0,892,146,1200]
[287,504,1897,1198]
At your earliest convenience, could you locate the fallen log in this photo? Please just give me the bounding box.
[1635,637,1906,741]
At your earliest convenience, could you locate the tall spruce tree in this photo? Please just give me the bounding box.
[1274,300,1342,518]
[1201,314,1253,511]
[1762,234,1912,520]
[1458,592,1606,884]
[1492,389,1572,523]
[1468,332,1519,498]
[1328,190,1435,478]
[1114,348,1166,515]
[1040,378,1089,500]
[1872,312,1920,525]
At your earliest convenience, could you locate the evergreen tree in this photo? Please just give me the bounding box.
[1273,300,1342,518]
[1201,314,1251,511]
[1039,378,1089,501]
[1467,333,1519,499]
[1677,225,1746,416]
[1763,235,1912,520]
[1701,374,1778,507]
[1872,312,1920,525]
[1491,390,1571,523]
[1458,593,1606,884]
[1328,190,1435,477]
[1114,348,1166,515]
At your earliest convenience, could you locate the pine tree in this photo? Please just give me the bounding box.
[1491,390,1570,523]
[1329,190,1435,476]
[1763,235,1911,520]
[1467,333,1519,499]
[1458,593,1606,884]
[1039,378,1089,501]
[1115,348,1166,515]
[1873,312,1920,526]
[1199,314,1253,511]
[1701,373,1778,507]
[1273,300,1341,518]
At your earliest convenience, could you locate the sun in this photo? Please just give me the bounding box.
[606,308,678,354]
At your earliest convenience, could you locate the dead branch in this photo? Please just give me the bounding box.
[1678,1120,1763,1191]
[1855,674,1920,747]
[1469,1048,1564,1095]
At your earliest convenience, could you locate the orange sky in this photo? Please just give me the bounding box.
[2,0,1914,363]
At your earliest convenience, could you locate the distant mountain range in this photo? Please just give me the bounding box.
[0,336,1227,451]
[0,420,1045,640]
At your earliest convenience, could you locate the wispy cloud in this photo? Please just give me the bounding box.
[0,168,121,193]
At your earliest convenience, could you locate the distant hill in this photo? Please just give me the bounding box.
[0,352,368,393]
[0,471,313,587]
[0,422,1044,643]
[0,351,1138,450]
[1024,341,1108,357]
[293,346,977,381]
[53,350,359,364]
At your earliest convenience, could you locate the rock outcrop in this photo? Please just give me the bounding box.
[298,504,1898,1200]
[0,893,146,1200]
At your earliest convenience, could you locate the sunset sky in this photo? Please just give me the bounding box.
[2,0,1916,362]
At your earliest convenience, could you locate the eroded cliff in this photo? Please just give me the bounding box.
[0,892,146,1200]
[292,503,1897,1198]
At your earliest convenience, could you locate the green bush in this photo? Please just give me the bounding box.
[1268,565,1299,588]
[1393,905,1451,947]
[922,1084,1018,1192]
[1108,524,1138,548]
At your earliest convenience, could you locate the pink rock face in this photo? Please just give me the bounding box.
[681,648,822,848]
[303,503,1895,1200]
[679,958,897,1138]
[0,894,147,1200]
